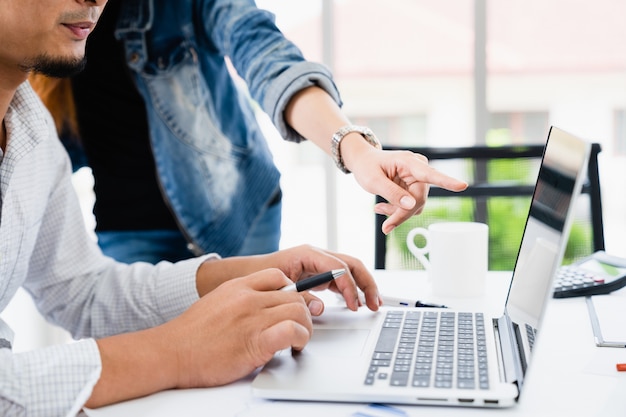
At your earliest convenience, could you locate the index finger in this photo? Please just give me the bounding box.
[414,164,468,192]
[321,253,381,312]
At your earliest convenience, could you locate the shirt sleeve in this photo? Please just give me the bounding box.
[0,85,218,416]
[0,339,101,417]
[21,136,217,340]
[200,0,343,143]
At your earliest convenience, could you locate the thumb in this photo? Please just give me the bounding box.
[258,320,311,359]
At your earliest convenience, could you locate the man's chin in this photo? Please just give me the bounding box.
[24,55,87,78]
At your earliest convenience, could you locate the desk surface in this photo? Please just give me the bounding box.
[85,271,626,417]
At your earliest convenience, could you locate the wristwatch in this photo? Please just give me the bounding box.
[330,125,382,174]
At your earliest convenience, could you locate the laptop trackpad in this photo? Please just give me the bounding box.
[302,329,370,357]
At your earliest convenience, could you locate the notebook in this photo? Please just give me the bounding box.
[252,126,591,408]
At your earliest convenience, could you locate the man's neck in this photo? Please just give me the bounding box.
[0,85,16,154]
[0,71,30,153]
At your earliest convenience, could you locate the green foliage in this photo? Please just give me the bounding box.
[563,220,593,265]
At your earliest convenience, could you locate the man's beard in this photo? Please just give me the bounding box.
[22,54,87,78]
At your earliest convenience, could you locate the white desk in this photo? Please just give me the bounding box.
[84,271,626,417]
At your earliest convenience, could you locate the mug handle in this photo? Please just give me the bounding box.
[406,228,431,269]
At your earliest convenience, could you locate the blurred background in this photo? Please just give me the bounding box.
[3,0,626,351]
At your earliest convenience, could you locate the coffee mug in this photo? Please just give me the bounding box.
[406,222,488,297]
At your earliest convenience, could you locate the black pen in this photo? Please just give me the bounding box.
[280,269,346,292]
[381,295,447,309]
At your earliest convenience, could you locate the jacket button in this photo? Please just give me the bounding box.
[129,52,140,63]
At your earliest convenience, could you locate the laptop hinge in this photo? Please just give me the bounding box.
[493,314,525,391]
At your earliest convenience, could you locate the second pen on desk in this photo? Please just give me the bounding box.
[280,269,346,292]
[381,295,447,309]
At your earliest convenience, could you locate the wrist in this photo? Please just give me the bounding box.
[330,125,381,173]
[88,328,177,407]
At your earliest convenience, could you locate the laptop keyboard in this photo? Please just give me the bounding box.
[365,310,489,390]
[525,323,537,352]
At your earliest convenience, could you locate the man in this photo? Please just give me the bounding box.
[0,1,383,414]
[31,0,468,264]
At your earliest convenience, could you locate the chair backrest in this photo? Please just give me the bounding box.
[375,143,604,270]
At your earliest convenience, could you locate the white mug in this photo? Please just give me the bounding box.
[406,222,488,297]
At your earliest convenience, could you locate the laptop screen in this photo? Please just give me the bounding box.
[504,127,591,376]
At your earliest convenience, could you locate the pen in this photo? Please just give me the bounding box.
[616,363,626,372]
[280,269,346,292]
[381,295,448,309]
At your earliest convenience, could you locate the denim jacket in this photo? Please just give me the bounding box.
[102,0,342,257]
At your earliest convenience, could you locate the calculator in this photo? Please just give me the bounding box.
[553,251,626,298]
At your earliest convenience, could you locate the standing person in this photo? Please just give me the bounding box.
[32,0,467,264]
[0,0,384,414]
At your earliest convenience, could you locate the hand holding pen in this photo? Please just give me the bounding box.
[280,269,346,292]
[195,245,382,313]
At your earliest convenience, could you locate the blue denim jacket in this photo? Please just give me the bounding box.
[102,0,342,257]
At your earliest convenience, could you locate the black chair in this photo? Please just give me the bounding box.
[374,143,604,270]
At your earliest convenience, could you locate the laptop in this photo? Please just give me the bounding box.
[252,126,591,408]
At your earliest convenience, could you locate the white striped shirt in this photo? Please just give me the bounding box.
[0,82,213,416]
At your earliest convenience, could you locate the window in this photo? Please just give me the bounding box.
[351,115,428,147]
[258,0,626,262]
[487,112,549,146]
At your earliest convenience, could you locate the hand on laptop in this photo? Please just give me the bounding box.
[93,246,381,406]
[196,244,382,312]
[169,269,315,388]
[91,269,314,405]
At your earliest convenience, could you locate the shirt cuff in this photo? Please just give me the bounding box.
[153,254,219,321]
[4,338,101,417]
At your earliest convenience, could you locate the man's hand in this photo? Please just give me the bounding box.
[196,244,382,312]
[169,269,313,388]
[89,269,313,407]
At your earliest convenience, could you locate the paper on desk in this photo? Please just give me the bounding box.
[237,402,413,417]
